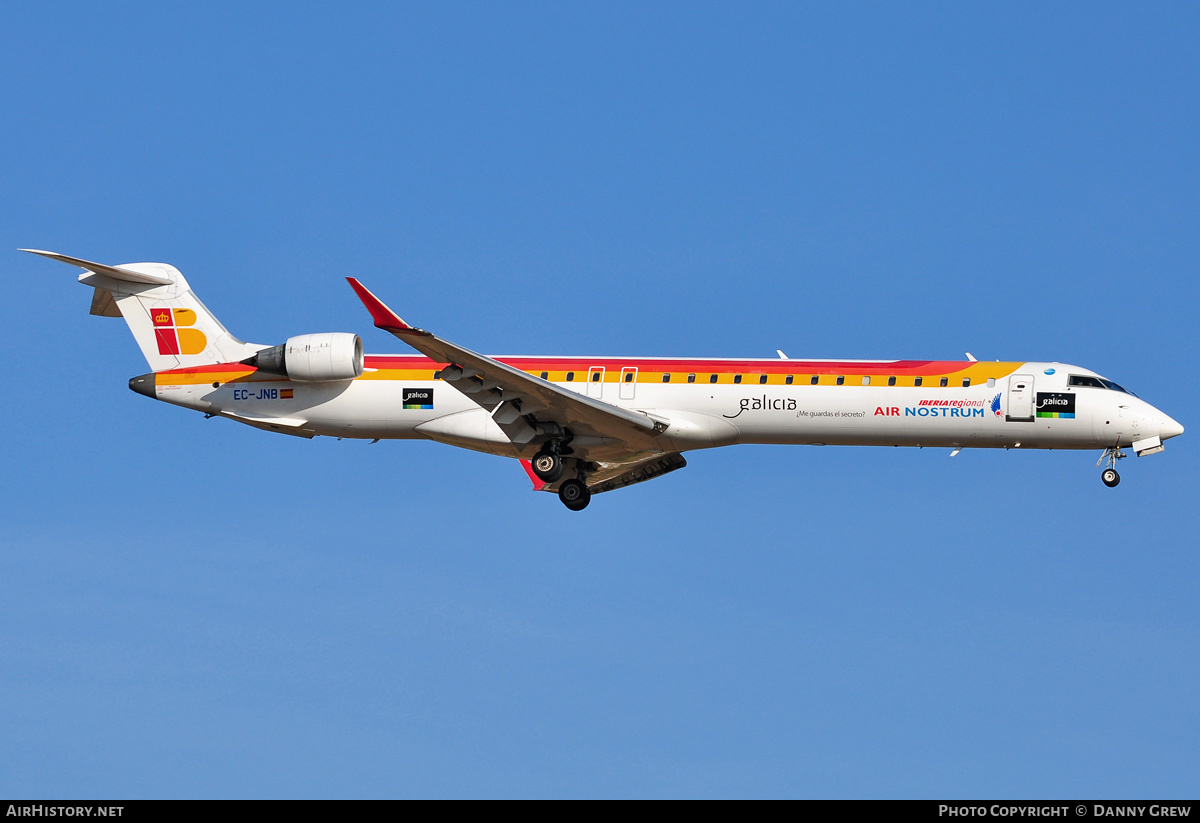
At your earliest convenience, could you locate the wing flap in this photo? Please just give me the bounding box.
[587,452,687,494]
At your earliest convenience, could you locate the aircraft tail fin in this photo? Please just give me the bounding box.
[21,249,263,371]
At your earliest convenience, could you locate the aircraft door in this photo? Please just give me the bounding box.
[619,367,637,400]
[587,367,605,399]
[1007,374,1034,421]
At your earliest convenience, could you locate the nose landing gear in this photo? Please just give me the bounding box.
[1097,446,1126,487]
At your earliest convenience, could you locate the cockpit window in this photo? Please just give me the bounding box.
[1070,374,1134,395]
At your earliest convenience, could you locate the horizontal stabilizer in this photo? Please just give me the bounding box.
[19,248,174,285]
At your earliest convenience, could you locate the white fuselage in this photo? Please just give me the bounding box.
[147,355,1183,462]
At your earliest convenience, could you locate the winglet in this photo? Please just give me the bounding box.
[520,459,549,492]
[345,277,415,332]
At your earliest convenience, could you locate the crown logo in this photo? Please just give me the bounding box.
[152,306,206,355]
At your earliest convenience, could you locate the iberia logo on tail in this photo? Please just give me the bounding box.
[151,307,207,355]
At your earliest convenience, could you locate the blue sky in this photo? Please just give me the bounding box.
[2,2,1198,798]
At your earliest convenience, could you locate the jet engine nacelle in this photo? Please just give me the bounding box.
[243,332,364,382]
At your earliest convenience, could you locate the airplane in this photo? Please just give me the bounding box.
[24,248,1184,511]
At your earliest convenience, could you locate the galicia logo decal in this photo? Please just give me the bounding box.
[403,388,434,410]
[1035,392,1075,419]
[990,393,1003,417]
[150,307,206,356]
[723,396,797,419]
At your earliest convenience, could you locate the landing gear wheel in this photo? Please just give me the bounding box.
[558,478,591,511]
[531,451,564,483]
[1097,446,1126,488]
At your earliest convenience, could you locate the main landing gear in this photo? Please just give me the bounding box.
[532,433,592,511]
[558,478,591,511]
[531,431,575,483]
[531,451,564,483]
[1097,445,1126,488]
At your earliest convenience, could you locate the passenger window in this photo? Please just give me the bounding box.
[962,378,970,387]
[914,377,922,387]
[709,374,718,384]
[540,371,548,380]
[987,377,995,388]
[836,376,845,386]
[939,377,948,387]
[862,376,871,386]
[624,372,633,383]
[786,375,794,385]
[810,375,819,385]
[759,374,768,384]
[592,372,601,382]
[566,371,574,382]
[888,376,896,386]
[688,373,696,383]
[733,374,742,384]
[662,373,671,383]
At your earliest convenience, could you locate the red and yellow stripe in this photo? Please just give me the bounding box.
[149,355,1023,388]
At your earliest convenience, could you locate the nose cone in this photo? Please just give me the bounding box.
[1161,414,1184,440]
[128,373,157,399]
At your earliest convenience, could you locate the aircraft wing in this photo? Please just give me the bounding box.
[346,279,670,444]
